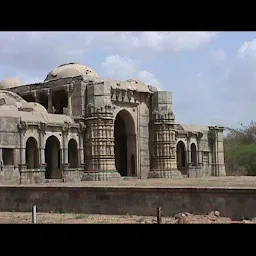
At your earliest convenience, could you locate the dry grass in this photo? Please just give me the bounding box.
[0,211,249,224]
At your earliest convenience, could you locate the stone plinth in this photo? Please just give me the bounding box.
[81,171,121,181]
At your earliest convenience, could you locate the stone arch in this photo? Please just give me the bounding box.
[68,138,78,168]
[177,140,187,174]
[25,137,39,169]
[45,135,62,179]
[114,109,136,177]
[190,143,197,166]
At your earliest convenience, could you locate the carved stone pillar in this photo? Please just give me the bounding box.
[37,122,47,168]
[81,104,121,181]
[65,83,74,116]
[47,89,53,113]
[62,121,69,170]
[197,132,203,165]
[78,122,85,168]
[148,111,183,179]
[32,90,39,103]
[187,132,192,165]
[17,121,27,170]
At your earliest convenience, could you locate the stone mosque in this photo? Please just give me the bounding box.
[0,63,226,184]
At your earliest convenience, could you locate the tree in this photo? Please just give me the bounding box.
[224,121,256,175]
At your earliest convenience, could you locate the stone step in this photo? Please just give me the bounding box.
[45,179,65,183]
[121,176,138,180]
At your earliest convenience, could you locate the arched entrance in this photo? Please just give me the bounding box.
[177,141,186,174]
[191,143,197,166]
[114,110,136,177]
[25,137,39,169]
[68,139,78,168]
[45,135,62,179]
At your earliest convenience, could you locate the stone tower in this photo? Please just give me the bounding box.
[148,91,182,178]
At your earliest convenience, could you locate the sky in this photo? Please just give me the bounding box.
[0,31,256,129]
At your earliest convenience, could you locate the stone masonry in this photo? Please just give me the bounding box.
[0,63,226,184]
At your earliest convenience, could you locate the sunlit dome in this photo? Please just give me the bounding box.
[44,62,100,81]
[0,78,22,89]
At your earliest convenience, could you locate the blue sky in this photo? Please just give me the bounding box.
[0,31,256,128]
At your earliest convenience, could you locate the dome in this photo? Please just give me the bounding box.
[44,62,100,81]
[0,78,22,89]
[0,90,26,107]
[0,90,47,113]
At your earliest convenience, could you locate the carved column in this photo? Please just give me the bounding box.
[197,132,203,165]
[17,121,27,170]
[148,111,182,178]
[46,89,53,113]
[65,83,74,116]
[82,104,120,181]
[37,122,47,168]
[78,122,85,168]
[186,132,192,165]
[32,90,39,103]
[62,121,69,170]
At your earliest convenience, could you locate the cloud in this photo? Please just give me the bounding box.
[218,39,256,127]
[210,48,227,62]
[0,32,217,79]
[92,32,218,55]
[196,72,208,88]
[237,39,256,59]
[101,55,161,88]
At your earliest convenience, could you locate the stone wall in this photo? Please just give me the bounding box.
[1,186,256,220]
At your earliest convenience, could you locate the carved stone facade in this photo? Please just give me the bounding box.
[0,63,226,184]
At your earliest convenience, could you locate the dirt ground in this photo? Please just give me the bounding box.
[0,211,254,224]
[2,176,256,224]
[6,176,256,188]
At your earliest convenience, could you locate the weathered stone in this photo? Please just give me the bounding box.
[0,62,226,184]
[209,210,220,217]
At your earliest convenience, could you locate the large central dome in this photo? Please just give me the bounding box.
[44,62,100,81]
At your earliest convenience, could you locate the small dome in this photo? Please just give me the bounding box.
[0,78,21,89]
[0,90,26,107]
[0,90,47,113]
[44,62,100,81]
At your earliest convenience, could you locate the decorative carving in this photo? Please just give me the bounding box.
[188,132,193,138]
[116,89,121,101]
[121,90,126,101]
[197,132,203,139]
[62,121,70,132]
[65,82,74,94]
[111,88,115,100]
[17,121,28,132]
[127,90,133,102]
[38,122,47,133]
[133,91,140,102]
[78,122,85,133]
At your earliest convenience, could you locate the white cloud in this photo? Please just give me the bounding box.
[101,55,161,89]
[237,39,256,59]
[196,72,207,88]
[0,32,218,79]
[210,48,227,62]
[137,71,159,86]
[218,38,256,127]
[95,32,217,54]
